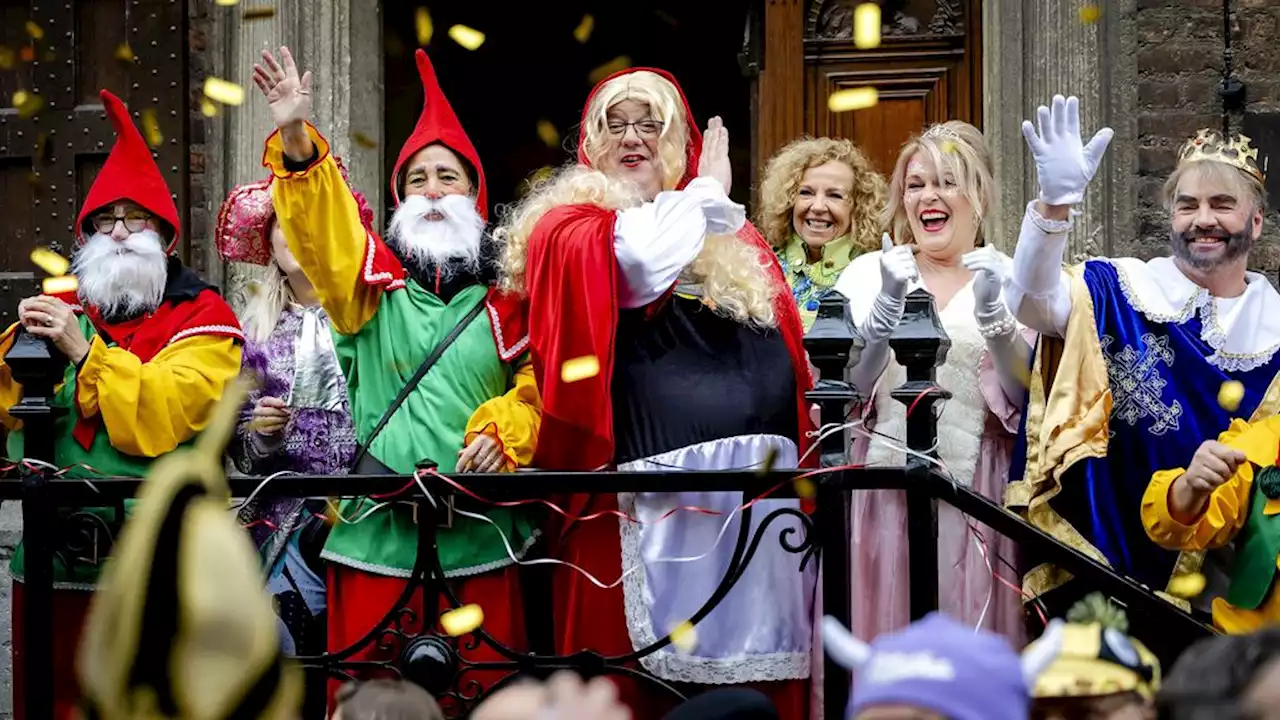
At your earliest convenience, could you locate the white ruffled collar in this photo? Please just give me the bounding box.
[1104,256,1280,371]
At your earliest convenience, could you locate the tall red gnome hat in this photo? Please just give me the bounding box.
[76,90,183,253]
[390,49,488,221]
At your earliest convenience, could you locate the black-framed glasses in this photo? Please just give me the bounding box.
[92,210,153,234]
[606,119,664,139]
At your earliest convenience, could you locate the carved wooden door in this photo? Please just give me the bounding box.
[755,0,982,177]
[0,0,187,327]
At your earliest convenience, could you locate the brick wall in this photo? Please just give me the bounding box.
[1135,0,1280,274]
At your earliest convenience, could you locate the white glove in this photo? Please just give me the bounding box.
[861,234,919,343]
[961,246,1012,319]
[1021,95,1114,206]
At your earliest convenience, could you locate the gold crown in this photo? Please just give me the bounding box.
[1178,128,1267,184]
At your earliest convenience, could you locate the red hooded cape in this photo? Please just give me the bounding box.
[526,67,815,471]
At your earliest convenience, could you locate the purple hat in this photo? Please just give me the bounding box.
[824,613,1063,720]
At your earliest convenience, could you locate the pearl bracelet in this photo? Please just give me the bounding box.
[977,314,1017,339]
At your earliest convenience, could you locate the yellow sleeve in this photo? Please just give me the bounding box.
[0,323,23,431]
[75,334,242,457]
[264,123,381,335]
[1141,417,1279,551]
[463,353,542,471]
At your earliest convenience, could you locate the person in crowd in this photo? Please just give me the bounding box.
[471,672,631,720]
[1028,594,1160,720]
[832,121,1030,642]
[496,67,815,718]
[1142,413,1280,634]
[759,137,887,330]
[78,381,301,720]
[1005,97,1280,630]
[1157,627,1280,720]
[251,45,540,705]
[823,612,1062,720]
[333,679,444,720]
[0,90,243,719]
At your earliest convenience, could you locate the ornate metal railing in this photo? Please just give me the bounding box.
[0,291,1215,719]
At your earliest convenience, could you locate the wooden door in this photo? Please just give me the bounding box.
[756,0,982,178]
[0,0,187,327]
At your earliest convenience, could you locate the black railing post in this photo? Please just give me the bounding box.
[888,288,951,621]
[6,328,68,720]
[804,292,864,719]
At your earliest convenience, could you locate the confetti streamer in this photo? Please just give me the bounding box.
[574,14,595,43]
[141,108,163,147]
[203,77,246,106]
[30,248,69,277]
[854,3,881,49]
[536,120,560,148]
[351,131,377,149]
[440,603,484,637]
[560,355,600,383]
[42,276,78,295]
[1167,572,1205,599]
[669,620,697,652]
[24,21,43,40]
[1079,4,1101,24]
[827,87,878,113]
[589,56,632,85]
[114,42,134,64]
[243,5,275,20]
[200,98,219,117]
[415,7,433,46]
[448,25,485,51]
[1218,380,1244,412]
[0,46,13,70]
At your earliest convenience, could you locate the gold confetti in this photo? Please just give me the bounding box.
[352,131,377,149]
[214,0,239,5]
[560,355,600,383]
[114,42,134,64]
[574,14,595,43]
[940,139,957,154]
[42,276,78,295]
[756,446,779,477]
[12,90,44,119]
[0,46,13,69]
[203,77,246,106]
[1079,4,1101,24]
[536,120,560,148]
[1167,572,1206,599]
[242,5,275,20]
[440,603,484,637]
[448,25,485,51]
[141,108,163,148]
[589,56,632,85]
[1218,380,1245,412]
[853,3,881,49]
[200,98,219,117]
[30,248,69,277]
[669,620,697,652]
[793,477,816,500]
[415,7,433,46]
[828,88,878,113]
[24,21,43,40]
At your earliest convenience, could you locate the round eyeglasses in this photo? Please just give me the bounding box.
[93,211,154,234]
[606,119,664,139]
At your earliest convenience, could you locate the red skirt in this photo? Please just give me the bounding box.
[552,494,809,720]
[326,563,526,712]
[12,581,93,720]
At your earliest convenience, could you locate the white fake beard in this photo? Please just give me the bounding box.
[71,230,168,320]
[386,193,484,281]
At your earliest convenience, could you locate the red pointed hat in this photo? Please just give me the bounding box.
[391,49,488,220]
[77,90,182,252]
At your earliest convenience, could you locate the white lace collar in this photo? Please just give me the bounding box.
[1105,256,1280,371]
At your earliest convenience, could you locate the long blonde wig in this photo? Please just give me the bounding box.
[496,165,779,328]
[883,121,996,246]
[758,137,887,254]
[233,259,293,345]
[579,70,691,194]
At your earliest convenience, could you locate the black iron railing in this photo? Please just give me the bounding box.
[0,291,1215,719]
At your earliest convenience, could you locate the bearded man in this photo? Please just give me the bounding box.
[1005,97,1280,636]
[497,68,815,719]
[0,90,243,719]
[252,46,539,704]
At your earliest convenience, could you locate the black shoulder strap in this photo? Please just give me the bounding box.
[349,297,488,469]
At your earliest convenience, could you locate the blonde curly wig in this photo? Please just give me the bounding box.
[495,164,778,328]
[758,137,887,255]
[883,121,996,247]
[580,70,691,194]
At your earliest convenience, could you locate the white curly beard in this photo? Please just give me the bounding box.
[72,230,167,320]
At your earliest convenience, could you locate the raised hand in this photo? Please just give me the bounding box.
[961,246,1012,313]
[878,233,919,301]
[696,116,732,194]
[1020,95,1113,206]
[252,46,313,131]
